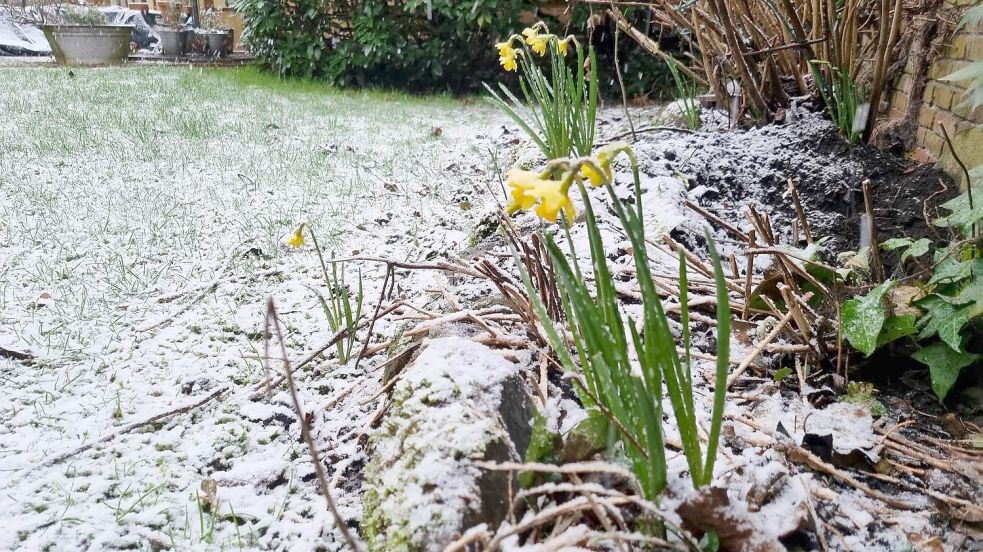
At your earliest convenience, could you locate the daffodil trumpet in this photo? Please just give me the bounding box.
[505,143,637,225]
[287,223,306,248]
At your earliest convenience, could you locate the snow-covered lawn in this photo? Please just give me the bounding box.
[0,66,504,550]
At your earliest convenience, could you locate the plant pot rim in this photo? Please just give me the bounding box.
[43,24,136,29]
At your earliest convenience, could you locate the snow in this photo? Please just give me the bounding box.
[0,8,50,55]
[0,66,510,550]
[0,65,967,550]
[363,336,526,550]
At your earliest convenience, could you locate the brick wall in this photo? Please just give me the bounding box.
[885,1,983,188]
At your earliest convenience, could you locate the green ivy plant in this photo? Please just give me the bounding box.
[841,178,982,401]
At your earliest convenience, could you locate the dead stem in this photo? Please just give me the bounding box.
[727,309,796,387]
[787,179,813,243]
[353,263,395,372]
[728,414,921,511]
[862,179,886,282]
[266,298,366,552]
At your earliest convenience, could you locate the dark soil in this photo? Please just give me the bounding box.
[637,110,958,261]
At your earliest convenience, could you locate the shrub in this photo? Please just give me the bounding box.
[233,0,536,92]
[234,0,679,96]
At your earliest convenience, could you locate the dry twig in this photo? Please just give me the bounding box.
[266,299,365,551]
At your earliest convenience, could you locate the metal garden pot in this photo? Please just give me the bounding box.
[42,25,133,66]
[157,28,185,56]
[205,31,227,57]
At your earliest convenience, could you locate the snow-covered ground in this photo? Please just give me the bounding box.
[2,66,975,552]
[0,66,507,550]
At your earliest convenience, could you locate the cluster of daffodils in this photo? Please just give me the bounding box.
[506,142,629,224]
[495,22,573,72]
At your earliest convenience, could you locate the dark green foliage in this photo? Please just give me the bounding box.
[234,0,678,95]
[841,182,982,402]
[233,0,536,92]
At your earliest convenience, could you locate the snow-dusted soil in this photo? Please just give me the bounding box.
[2,66,976,552]
[0,66,508,551]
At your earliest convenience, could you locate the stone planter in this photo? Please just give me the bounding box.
[42,25,133,67]
[157,28,188,56]
[205,31,227,57]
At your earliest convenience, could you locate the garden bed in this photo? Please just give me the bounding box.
[0,65,979,551]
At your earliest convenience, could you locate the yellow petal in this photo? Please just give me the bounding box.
[499,47,518,71]
[531,38,547,56]
[579,163,609,187]
[533,180,575,224]
[287,224,305,248]
[506,170,542,210]
[596,142,628,166]
[558,38,569,55]
[495,40,513,58]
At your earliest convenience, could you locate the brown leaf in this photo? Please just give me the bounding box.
[677,487,786,552]
[907,532,944,552]
[199,478,218,510]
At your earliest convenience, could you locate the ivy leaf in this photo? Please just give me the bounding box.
[934,184,983,235]
[773,367,793,381]
[911,342,981,401]
[842,281,893,356]
[948,270,983,309]
[916,294,973,352]
[901,238,931,263]
[877,314,917,348]
[927,257,972,286]
[880,237,913,252]
[881,237,931,265]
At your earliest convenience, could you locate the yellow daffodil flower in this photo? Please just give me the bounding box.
[506,169,542,212]
[495,39,513,58]
[505,169,575,224]
[580,142,628,187]
[580,162,610,187]
[522,26,550,57]
[533,179,576,224]
[500,47,518,72]
[287,224,305,248]
[558,37,570,56]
